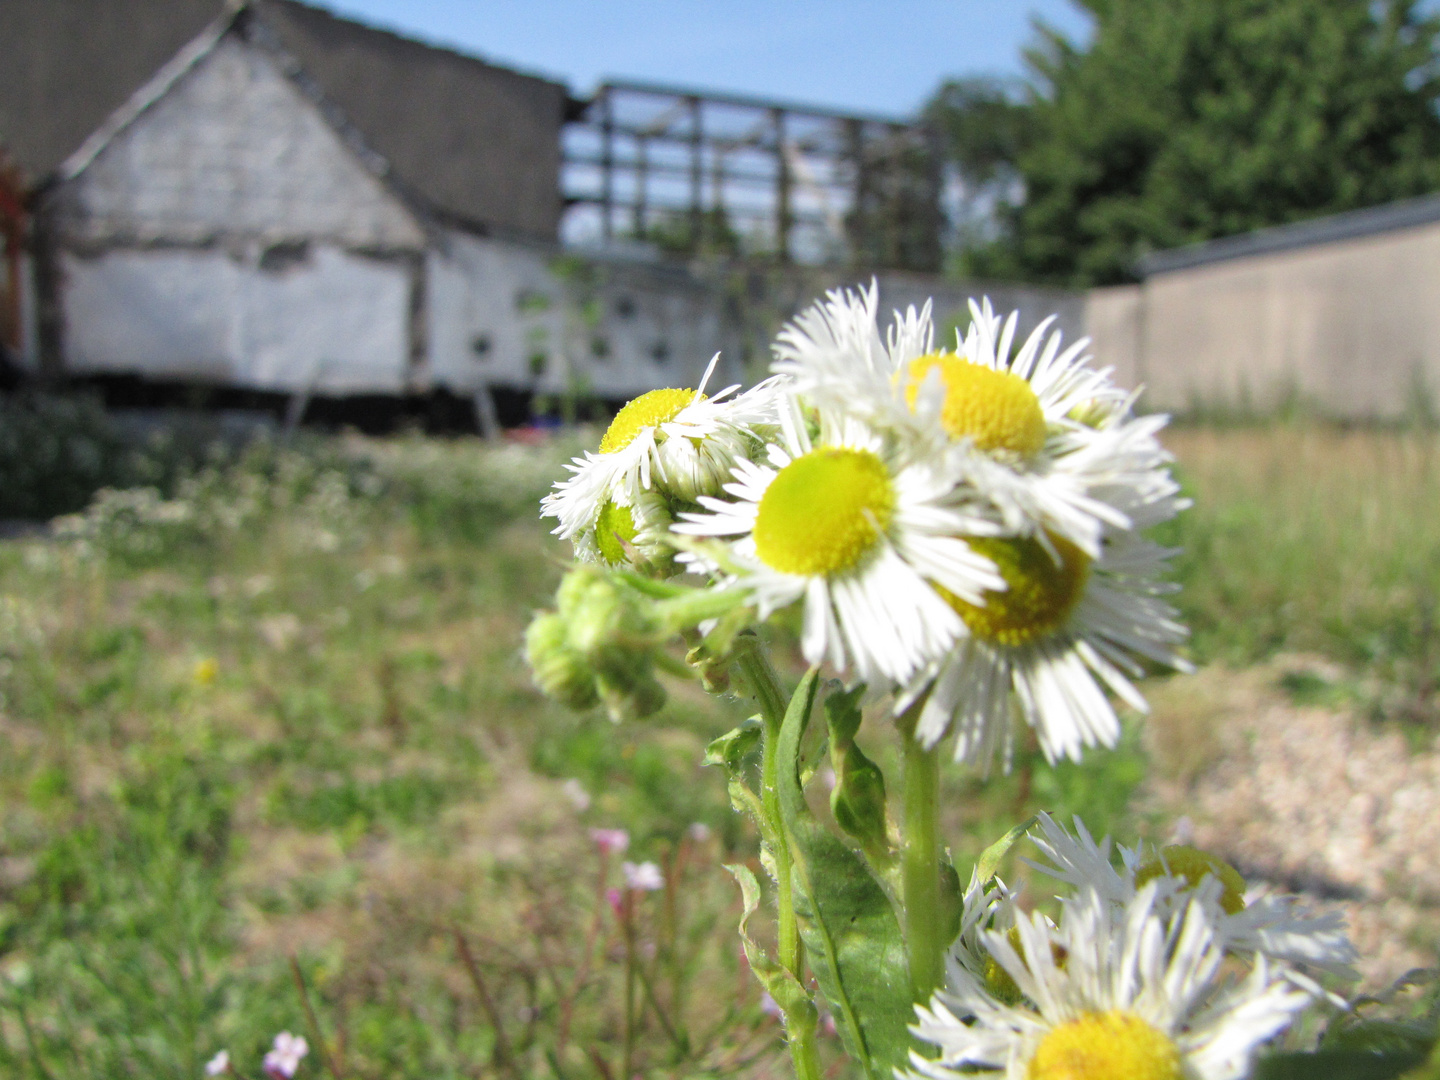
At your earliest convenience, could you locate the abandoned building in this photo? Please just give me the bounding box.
[1,0,1089,426]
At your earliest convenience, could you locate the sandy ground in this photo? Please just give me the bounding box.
[1144,659,1440,990]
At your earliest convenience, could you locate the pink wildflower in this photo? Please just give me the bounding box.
[622,860,664,891]
[262,1032,309,1079]
[590,827,630,855]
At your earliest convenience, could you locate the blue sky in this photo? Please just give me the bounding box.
[317,1,1092,117]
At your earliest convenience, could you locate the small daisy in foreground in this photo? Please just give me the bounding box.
[772,284,1181,557]
[674,394,1003,685]
[1027,813,1358,978]
[541,355,779,566]
[909,883,1311,1080]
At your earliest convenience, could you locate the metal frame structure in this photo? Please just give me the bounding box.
[563,79,942,271]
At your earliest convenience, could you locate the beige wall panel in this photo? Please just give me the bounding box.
[1138,221,1440,417]
[1083,285,1142,393]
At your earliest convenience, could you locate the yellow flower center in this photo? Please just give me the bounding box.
[1028,1011,1182,1080]
[1135,846,1247,915]
[599,388,701,454]
[753,448,895,576]
[939,534,1091,647]
[905,353,1047,457]
[593,500,638,565]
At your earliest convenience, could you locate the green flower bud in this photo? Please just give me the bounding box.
[595,667,666,723]
[524,612,598,710]
[559,567,658,659]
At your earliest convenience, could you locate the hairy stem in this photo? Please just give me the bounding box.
[897,703,943,1004]
[736,642,798,976]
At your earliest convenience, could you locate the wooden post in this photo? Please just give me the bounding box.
[772,108,791,263]
[847,117,868,268]
[633,134,648,238]
[688,95,703,253]
[599,87,614,244]
[710,142,726,253]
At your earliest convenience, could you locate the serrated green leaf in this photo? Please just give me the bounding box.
[1255,1048,1428,1080]
[973,815,1037,886]
[777,670,913,1080]
[723,864,816,1025]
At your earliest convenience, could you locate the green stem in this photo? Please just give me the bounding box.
[898,706,943,1004]
[735,640,821,1080]
[654,586,748,633]
[735,643,798,976]
[787,1018,824,1080]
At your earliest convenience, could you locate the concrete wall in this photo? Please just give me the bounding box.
[1083,285,1143,392]
[1085,221,1440,418]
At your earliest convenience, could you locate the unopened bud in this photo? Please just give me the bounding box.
[596,667,666,723]
[524,612,599,710]
[559,567,658,660]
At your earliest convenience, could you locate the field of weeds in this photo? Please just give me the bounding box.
[0,422,1437,1078]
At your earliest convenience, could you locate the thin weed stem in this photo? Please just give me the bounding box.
[288,956,342,1080]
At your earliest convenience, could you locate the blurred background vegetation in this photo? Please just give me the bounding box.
[1,394,1439,1076]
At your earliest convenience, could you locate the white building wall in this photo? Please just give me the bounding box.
[62,244,411,392]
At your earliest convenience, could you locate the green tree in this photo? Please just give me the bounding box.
[969,0,1440,286]
[923,78,1034,265]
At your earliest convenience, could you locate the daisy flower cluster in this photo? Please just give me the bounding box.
[540,281,1189,766]
[911,815,1356,1080]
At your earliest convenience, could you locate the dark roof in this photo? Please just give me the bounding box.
[1138,193,1440,277]
[0,0,220,182]
[0,0,568,240]
[255,1,566,239]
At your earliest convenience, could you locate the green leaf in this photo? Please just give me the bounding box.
[973,815,1037,886]
[722,864,816,1027]
[1254,1049,1428,1080]
[777,670,914,1080]
[1324,1020,1438,1058]
[824,685,893,862]
[704,718,762,770]
[704,718,765,829]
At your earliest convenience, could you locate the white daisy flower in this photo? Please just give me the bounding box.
[673,394,1003,685]
[910,883,1312,1080]
[1027,813,1359,979]
[541,354,780,565]
[772,283,1183,559]
[902,512,1190,768]
[949,868,1026,997]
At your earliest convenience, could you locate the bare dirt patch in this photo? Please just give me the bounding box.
[1144,658,1440,988]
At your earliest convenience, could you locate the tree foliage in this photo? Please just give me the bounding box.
[932,0,1440,286]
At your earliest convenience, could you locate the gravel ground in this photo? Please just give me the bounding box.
[1144,659,1440,990]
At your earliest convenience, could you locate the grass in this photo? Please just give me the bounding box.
[0,420,1437,1077]
[1163,424,1440,728]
